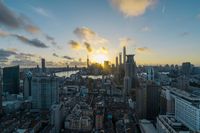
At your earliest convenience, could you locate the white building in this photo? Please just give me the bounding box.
[157,115,190,133]
[162,86,200,132]
[175,97,200,132]
[31,75,59,109]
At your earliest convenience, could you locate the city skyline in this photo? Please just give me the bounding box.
[1,0,200,67]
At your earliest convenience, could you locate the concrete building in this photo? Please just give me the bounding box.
[147,67,155,81]
[23,71,32,100]
[123,55,136,100]
[119,52,122,66]
[41,58,46,73]
[139,119,157,133]
[162,86,200,132]
[87,55,89,68]
[31,75,59,109]
[3,65,20,94]
[157,115,190,133]
[123,46,126,65]
[116,56,118,68]
[181,62,191,76]
[136,80,161,120]
[51,104,64,133]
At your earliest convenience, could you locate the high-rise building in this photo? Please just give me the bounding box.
[119,52,122,66]
[123,46,126,65]
[51,104,64,133]
[123,55,136,100]
[147,67,154,81]
[181,62,191,76]
[41,58,46,73]
[87,55,89,68]
[161,86,200,132]
[3,65,20,94]
[136,81,160,120]
[31,75,59,109]
[23,71,32,99]
[115,56,118,68]
[146,82,161,120]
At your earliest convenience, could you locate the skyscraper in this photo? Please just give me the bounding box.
[123,46,126,65]
[181,62,191,76]
[41,58,46,73]
[147,67,154,81]
[87,55,89,68]
[3,65,20,94]
[115,56,118,68]
[31,75,59,109]
[123,55,136,100]
[24,71,32,99]
[119,52,122,66]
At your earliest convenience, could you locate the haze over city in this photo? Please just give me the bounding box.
[1,0,200,67]
[1,1,200,133]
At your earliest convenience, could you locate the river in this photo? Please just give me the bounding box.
[55,70,103,79]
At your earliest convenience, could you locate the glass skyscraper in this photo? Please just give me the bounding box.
[3,65,20,94]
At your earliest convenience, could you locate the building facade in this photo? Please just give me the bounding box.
[31,75,59,109]
[3,65,20,94]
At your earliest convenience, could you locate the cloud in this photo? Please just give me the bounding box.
[69,40,81,50]
[84,42,93,53]
[69,61,86,67]
[141,26,151,32]
[0,48,17,57]
[136,47,152,54]
[0,49,17,63]
[0,29,9,37]
[120,37,131,47]
[10,59,38,67]
[63,56,73,60]
[32,7,51,17]
[180,32,190,37]
[52,53,59,57]
[12,34,48,48]
[0,1,40,33]
[110,0,155,17]
[74,27,96,40]
[74,27,109,45]
[197,14,200,19]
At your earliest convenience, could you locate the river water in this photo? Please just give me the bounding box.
[55,70,102,79]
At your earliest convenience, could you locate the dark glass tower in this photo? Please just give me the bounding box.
[3,65,20,94]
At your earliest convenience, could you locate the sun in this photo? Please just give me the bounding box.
[92,54,108,64]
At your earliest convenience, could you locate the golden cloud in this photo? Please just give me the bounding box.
[111,0,155,17]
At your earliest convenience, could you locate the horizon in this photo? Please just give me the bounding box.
[1,0,200,67]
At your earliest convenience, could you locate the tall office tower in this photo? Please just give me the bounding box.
[31,75,59,109]
[146,82,160,120]
[147,67,154,81]
[115,56,118,68]
[119,52,122,66]
[87,55,89,68]
[123,55,136,100]
[41,58,46,73]
[181,62,191,76]
[3,65,20,94]
[24,71,32,99]
[136,81,160,120]
[123,46,126,65]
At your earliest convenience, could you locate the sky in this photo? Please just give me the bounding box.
[0,0,200,67]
